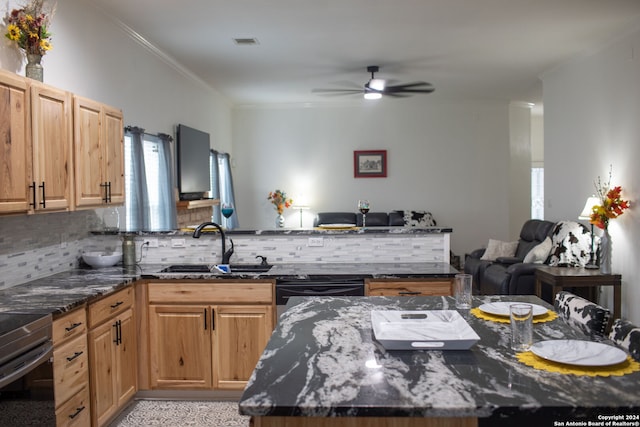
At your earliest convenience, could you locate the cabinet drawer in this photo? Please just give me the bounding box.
[53,334,89,406]
[367,280,453,296]
[55,385,90,427]
[148,282,274,304]
[53,308,87,346]
[88,286,133,328]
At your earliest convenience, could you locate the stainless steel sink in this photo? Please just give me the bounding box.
[160,264,211,273]
[229,264,272,273]
[160,264,272,273]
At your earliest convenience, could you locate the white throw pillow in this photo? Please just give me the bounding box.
[523,236,552,264]
[480,239,519,261]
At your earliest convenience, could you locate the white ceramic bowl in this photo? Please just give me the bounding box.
[82,251,122,268]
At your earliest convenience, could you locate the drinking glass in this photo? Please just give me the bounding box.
[510,304,533,351]
[358,200,370,228]
[221,202,234,219]
[454,273,473,309]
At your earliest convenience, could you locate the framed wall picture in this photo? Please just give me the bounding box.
[354,150,387,178]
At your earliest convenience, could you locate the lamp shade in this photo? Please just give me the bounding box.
[579,196,600,220]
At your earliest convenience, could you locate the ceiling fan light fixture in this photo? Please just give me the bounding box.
[369,78,385,91]
[364,92,382,100]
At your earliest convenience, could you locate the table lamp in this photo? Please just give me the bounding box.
[578,195,600,269]
[292,205,310,228]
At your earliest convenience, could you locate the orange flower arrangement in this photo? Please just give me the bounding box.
[589,169,630,230]
[267,189,293,215]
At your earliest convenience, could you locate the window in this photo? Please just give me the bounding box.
[124,128,177,231]
[531,167,544,219]
[210,150,238,229]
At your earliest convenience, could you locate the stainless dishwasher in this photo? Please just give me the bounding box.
[275,277,365,318]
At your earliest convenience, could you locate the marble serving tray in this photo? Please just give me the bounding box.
[371,310,480,350]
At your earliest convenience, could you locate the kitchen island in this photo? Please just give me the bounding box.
[239,295,640,427]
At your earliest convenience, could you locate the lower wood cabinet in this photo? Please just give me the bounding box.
[88,287,137,427]
[146,281,274,390]
[366,278,453,296]
[52,307,91,427]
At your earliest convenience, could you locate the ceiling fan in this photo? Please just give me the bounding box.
[312,65,434,99]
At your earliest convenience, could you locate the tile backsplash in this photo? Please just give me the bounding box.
[1,210,450,290]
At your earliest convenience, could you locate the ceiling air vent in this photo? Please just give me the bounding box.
[233,38,259,46]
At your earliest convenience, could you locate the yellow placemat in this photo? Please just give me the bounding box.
[470,307,558,324]
[516,351,640,377]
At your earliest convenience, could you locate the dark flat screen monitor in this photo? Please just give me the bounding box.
[177,124,211,200]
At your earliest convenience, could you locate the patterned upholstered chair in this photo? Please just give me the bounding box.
[609,318,640,362]
[554,291,611,337]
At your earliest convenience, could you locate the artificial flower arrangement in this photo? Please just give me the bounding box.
[268,189,293,215]
[4,0,55,56]
[589,168,630,230]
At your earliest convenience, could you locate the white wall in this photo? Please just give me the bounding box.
[232,98,513,258]
[543,25,640,324]
[0,0,232,151]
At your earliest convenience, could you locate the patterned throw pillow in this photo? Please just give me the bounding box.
[547,220,592,267]
[523,236,552,263]
[554,291,610,336]
[609,319,640,362]
[397,210,437,227]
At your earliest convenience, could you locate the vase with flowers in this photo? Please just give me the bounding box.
[267,189,293,228]
[4,0,55,81]
[589,167,630,274]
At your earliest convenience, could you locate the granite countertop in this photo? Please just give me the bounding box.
[106,226,453,238]
[0,263,459,316]
[0,267,138,316]
[239,295,640,423]
[141,262,459,280]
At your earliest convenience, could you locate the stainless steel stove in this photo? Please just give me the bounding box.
[0,312,55,425]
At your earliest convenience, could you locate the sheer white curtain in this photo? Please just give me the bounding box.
[124,127,177,231]
[210,150,238,229]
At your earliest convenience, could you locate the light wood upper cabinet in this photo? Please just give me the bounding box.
[0,70,73,214]
[74,96,124,207]
[31,82,73,212]
[0,69,32,213]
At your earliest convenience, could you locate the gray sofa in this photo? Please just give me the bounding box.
[465,219,592,302]
[313,210,437,227]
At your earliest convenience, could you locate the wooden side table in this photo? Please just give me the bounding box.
[535,266,622,320]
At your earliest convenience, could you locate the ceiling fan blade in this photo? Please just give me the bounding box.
[312,88,363,94]
[385,81,434,90]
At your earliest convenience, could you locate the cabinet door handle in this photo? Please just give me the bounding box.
[66,351,83,362]
[107,181,112,203]
[68,406,86,420]
[101,182,109,203]
[204,308,207,330]
[399,291,421,295]
[110,301,124,309]
[113,321,119,344]
[38,182,46,208]
[29,182,36,208]
[211,308,215,331]
[65,322,82,332]
[117,320,122,345]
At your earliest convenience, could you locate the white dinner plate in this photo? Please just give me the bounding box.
[478,302,548,317]
[530,340,628,367]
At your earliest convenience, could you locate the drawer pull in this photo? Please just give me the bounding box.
[65,322,82,332]
[399,291,422,295]
[110,301,124,309]
[68,406,86,420]
[66,351,83,362]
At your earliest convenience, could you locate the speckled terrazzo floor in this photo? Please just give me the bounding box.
[108,400,250,427]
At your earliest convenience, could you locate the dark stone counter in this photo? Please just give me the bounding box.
[239,295,640,424]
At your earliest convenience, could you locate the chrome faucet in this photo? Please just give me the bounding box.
[192,222,234,264]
